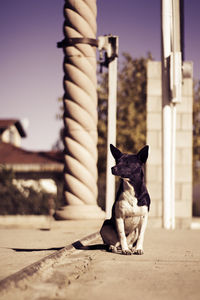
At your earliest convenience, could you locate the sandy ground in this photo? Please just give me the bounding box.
[1,227,200,300]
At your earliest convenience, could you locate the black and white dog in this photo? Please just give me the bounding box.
[100,144,151,255]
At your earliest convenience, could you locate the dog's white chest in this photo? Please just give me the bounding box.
[115,180,139,217]
[115,181,141,234]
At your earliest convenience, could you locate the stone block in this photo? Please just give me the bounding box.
[176,96,193,113]
[176,114,181,130]
[181,183,192,202]
[149,200,162,217]
[175,200,192,218]
[176,131,192,148]
[147,79,162,96]
[175,148,182,164]
[147,182,162,201]
[175,148,192,165]
[148,148,162,165]
[181,148,192,164]
[147,165,162,183]
[147,130,160,147]
[147,96,162,113]
[147,166,157,182]
[182,78,193,97]
[181,113,193,130]
[147,61,161,79]
[147,113,161,130]
[158,131,162,148]
[176,164,192,183]
[175,183,182,201]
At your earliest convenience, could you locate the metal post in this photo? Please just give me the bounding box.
[161,0,182,229]
[106,45,118,219]
[171,104,176,229]
[98,35,118,219]
[161,0,173,229]
[170,0,182,229]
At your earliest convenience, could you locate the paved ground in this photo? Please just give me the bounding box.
[64,229,200,300]
[0,217,103,281]
[0,217,200,300]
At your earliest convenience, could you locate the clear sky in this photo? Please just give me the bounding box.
[0,0,199,151]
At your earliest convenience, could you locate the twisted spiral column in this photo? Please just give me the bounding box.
[55,0,104,219]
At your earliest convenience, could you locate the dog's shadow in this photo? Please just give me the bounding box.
[11,246,64,252]
[9,241,108,253]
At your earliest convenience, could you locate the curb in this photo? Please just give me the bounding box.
[0,231,100,293]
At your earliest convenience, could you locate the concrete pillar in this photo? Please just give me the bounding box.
[55,0,104,220]
[146,61,193,228]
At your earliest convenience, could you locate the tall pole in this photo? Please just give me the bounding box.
[106,38,118,219]
[98,35,118,219]
[161,0,182,229]
[161,0,173,229]
[170,0,182,229]
[55,0,104,219]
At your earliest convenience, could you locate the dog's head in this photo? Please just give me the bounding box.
[110,144,149,181]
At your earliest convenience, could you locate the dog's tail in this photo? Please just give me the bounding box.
[72,241,109,251]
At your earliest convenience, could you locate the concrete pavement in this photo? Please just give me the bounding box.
[0,216,200,300]
[0,217,103,281]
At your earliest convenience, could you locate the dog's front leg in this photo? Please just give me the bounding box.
[116,217,132,255]
[126,228,138,250]
[134,213,148,255]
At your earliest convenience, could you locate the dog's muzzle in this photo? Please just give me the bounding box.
[111,166,118,175]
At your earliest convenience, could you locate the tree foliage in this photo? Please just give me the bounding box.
[193,80,200,182]
[117,53,150,152]
[0,166,64,215]
[97,53,150,208]
[97,53,150,175]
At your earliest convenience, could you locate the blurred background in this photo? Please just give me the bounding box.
[0,0,199,217]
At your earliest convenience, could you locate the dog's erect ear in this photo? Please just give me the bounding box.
[137,145,149,164]
[110,144,122,161]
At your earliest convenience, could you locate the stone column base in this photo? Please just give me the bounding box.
[54,205,105,220]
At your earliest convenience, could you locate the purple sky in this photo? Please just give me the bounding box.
[0,0,199,151]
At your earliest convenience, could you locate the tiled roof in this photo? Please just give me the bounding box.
[0,119,26,137]
[0,142,63,171]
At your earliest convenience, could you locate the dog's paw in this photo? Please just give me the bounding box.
[122,249,132,255]
[108,245,118,253]
[130,246,136,253]
[133,249,144,255]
